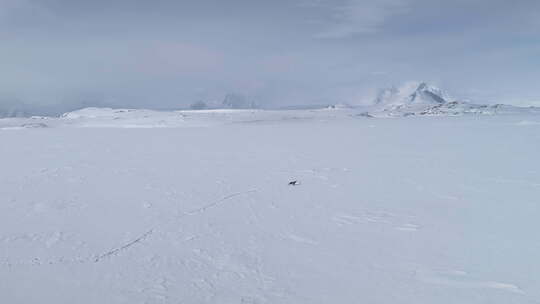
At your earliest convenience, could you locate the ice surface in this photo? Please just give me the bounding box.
[1,109,540,303]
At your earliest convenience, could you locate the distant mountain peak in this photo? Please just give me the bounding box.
[222,93,258,109]
[363,81,538,117]
[409,82,448,104]
[374,82,450,107]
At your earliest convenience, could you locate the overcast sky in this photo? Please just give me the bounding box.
[1,0,539,109]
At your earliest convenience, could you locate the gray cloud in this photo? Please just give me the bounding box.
[308,0,412,38]
[0,0,539,114]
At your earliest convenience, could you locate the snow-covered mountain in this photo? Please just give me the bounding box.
[368,82,538,117]
[374,82,450,107]
[2,83,538,119]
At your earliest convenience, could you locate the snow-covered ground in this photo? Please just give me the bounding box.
[1,109,540,303]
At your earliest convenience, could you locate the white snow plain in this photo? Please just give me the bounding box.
[1,108,540,303]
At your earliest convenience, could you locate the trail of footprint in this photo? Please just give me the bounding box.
[2,189,257,268]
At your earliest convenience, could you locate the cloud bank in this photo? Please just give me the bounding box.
[1,0,539,115]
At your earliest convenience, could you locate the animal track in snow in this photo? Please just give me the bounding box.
[94,229,154,263]
[185,190,258,216]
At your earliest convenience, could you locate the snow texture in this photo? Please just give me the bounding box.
[1,108,540,303]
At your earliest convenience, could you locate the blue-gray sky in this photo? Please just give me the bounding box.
[1,0,539,109]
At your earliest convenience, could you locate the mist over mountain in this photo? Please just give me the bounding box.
[0,99,111,118]
[1,81,538,118]
[374,82,452,107]
[189,93,259,110]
